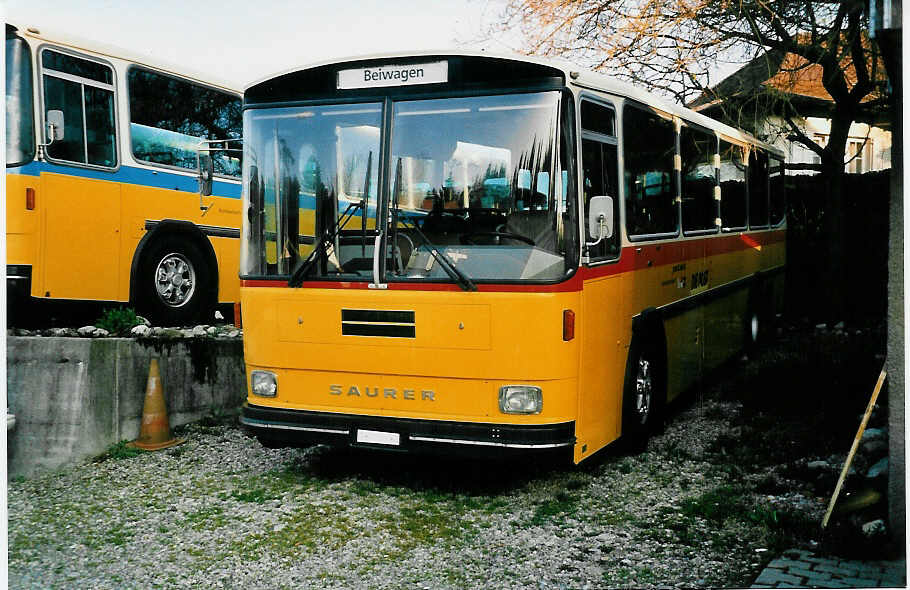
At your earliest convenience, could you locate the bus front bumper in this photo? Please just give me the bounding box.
[241,403,575,455]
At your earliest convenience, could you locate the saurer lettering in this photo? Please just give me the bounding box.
[330,385,435,401]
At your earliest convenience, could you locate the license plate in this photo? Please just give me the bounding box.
[356,429,401,446]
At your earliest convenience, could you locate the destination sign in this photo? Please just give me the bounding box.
[337,61,448,90]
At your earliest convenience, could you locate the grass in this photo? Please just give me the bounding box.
[93,440,145,462]
[94,306,141,335]
[530,490,579,526]
[8,323,889,587]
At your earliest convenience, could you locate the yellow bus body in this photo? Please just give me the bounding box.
[241,231,783,463]
[7,170,240,303]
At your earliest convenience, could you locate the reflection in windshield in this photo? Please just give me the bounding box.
[240,92,575,284]
[388,92,570,282]
[241,104,382,277]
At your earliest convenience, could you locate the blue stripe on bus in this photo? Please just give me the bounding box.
[7,161,242,199]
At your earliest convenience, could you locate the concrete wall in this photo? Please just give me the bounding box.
[886,64,905,547]
[7,337,246,477]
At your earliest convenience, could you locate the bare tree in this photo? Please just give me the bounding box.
[488,0,890,321]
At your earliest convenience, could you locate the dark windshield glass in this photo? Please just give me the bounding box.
[5,35,35,166]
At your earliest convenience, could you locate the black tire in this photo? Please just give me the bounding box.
[138,236,214,326]
[621,334,666,451]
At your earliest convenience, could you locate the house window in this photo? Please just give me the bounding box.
[846,138,873,174]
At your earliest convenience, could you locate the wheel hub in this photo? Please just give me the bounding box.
[635,357,652,425]
[155,253,195,308]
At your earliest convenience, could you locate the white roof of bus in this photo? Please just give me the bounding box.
[11,23,240,94]
[246,49,783,157]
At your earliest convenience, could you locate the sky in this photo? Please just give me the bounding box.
[5,0,516,89]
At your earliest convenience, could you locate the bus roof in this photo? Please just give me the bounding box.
[245,49,783,158]
[9,23,240,94]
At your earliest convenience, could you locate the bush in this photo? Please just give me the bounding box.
[95,307,141,335]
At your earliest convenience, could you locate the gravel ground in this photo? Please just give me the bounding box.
[8,358,829,590]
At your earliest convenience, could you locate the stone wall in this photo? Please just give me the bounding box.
[7,337,246,477]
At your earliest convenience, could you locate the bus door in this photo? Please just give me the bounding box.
[576,98,624,456]
[38,47,121,301]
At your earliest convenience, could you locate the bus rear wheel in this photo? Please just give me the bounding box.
[744,287,772,357]
[139,237,213,326]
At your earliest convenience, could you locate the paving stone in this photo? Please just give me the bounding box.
[816,563,860,576]
[771,558,814,570]
[791,566,828,580]
[839,577,878,587]
[854,566,888,580]
[821,580,854,588]
[754,569,804,586]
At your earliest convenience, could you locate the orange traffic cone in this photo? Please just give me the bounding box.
[129,358,185,450]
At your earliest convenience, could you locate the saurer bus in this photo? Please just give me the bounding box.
[5,23,242,325]
[235,52,785,463]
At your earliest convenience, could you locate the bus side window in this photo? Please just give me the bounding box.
[623,105,677,238]
[749,149,770,228]
[680,125,718,234]
[769,157,786,226]
[127,67,242,176]
[41,49,116,168]
[719,141,747,231]
[580,99,619,261]
[581,139,619,260]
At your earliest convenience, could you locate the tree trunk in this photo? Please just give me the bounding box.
[821,108,855,325]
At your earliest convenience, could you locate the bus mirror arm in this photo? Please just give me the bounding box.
[41,110,65,151]
[586,195,614,247]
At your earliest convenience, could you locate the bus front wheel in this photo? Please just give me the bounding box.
[621,336,665,451]
[139,237,213,326]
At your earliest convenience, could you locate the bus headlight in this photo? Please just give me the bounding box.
[251,371,277,397]
[499,385,542,415]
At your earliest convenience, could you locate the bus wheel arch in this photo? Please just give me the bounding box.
[621,309,667,449]
[131,221,219,326]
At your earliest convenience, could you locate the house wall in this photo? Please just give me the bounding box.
[759,116,892,174]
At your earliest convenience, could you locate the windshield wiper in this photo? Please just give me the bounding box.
[288,200,365,287]
[398,215,476,292]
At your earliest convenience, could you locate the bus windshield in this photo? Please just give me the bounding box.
[240,91,573,283]
[5,32,35,167]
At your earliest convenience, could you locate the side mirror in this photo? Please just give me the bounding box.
[198,152,214,197]
[46,109,64,143]
[587,195,614,245]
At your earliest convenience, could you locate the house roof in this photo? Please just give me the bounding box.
[688,35,887,117]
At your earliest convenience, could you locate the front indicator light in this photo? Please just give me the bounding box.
[563,309,575,341]
[499,385,543,415]
[251,370,277,397]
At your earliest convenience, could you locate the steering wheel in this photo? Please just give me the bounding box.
[460,231,535,246]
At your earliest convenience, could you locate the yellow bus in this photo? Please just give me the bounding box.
[236,52,786,463]
[5,24,242,325]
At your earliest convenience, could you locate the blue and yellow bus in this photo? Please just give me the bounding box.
[5,23,242,325]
